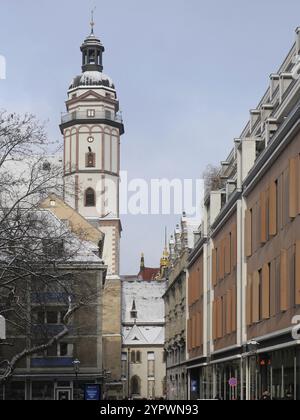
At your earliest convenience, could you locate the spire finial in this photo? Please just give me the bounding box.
[90,7,96,35]
[165,226,168,250]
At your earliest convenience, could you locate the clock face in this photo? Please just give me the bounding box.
[87,136,94,144]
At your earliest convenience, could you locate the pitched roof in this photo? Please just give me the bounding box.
[137,267,160,281]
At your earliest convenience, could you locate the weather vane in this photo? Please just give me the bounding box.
[90,6,96,35]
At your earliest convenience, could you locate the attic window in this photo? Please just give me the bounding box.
[131,311,138,319]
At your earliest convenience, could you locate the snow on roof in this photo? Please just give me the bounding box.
[122,325,165,346]
[0,154,63,207]
[70,71,115,90]
[0,209,104,266]
[121,278,166,324]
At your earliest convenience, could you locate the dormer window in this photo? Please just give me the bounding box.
[85,188,96,207]
[130,299,138,319]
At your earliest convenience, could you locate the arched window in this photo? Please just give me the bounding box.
[85,188,96,207]
[131,376,141,396]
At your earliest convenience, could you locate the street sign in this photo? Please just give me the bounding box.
[0,315,5,340]
[84,384,101,401]
[229,378,238,388]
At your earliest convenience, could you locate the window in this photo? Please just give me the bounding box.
[105,109,112,119]
[58,343,73,357]
[147,352,155,378]
[87,109,95,118]
[131,376,141,396]
[121,353,127,378]
[36,311,45,324]
[131,351,136,364]
[46,311,58,324]
[85,188,96,207]
[42,161,51,171]
[136,351,142,364]
[86,152,95,168]
[32,382,54,400]
[59,343,68,357]
[87,136,94,143]
[42,239,64,259]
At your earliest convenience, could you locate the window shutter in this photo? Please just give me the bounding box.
[252,271,260,324]
[246,275,252,326]
[188,319,192,352]
[269,181,277,236]
[192,315,196,349]
[280,249,289,312]
[270,260,277,317]
[219,241,224,280]
[295,241,300,305]
[231,223,237,270]
[289,157,298,219]
[217,297,223,339]
[196,312,201,348]
[226,289,232,335]
[262,263,270,320]
[245,209,252,258]
[231,286,237,333]
[260,191,267,244]
[225,234,231,275]
[212,248,217,287]
[212,300,217,341]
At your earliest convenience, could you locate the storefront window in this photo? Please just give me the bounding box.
[32,381,54,400]
[296,348,300,400]
[190,370,200,400]
[282,348,295,400]
[200,366,213,400]
[214,360,241,400]
[5,381,25,400]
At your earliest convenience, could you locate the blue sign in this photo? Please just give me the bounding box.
[84,384,101,401]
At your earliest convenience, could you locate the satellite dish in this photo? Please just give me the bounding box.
[0,315,6,340]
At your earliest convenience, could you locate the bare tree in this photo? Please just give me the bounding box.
[0,111,102,384]
[203,164,224,194]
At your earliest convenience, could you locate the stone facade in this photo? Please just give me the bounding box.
[59,26,124,399]
[121,278,167,399]
[186,27,300,401]
[164,216,198,400]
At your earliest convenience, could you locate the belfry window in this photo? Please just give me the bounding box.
[86,149,95,168]
[85,188,96,207]
[87,109,95,118]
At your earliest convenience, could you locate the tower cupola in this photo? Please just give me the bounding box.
[80,12,105,72]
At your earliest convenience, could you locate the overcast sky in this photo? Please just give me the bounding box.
[1,0,300,274]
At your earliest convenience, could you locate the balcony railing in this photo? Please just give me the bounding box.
[61,110,123,125]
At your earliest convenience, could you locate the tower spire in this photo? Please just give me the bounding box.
[90,7,96,35]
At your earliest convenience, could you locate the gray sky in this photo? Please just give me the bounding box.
[1,0,300,274]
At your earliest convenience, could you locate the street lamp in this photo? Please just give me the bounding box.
[73,359,81,400]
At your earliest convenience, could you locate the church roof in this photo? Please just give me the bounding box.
[122,325,165,346]
[138,267,160,281]
[121,278,166,324]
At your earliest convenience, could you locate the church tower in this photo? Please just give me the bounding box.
[60,18,124,398]
[60,18,124,278]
